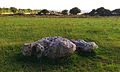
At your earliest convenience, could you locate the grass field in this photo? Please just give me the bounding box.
[0,16,120,72]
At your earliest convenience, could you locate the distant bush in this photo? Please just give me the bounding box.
[61,10,68,15]
[10,7,17,14]
[38,9,49,15]
[112,9,120,16]
[69,7,81,15]
[15,13,24,15]
[89,7,112,16]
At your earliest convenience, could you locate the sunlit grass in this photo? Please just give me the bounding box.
[0,16,120,72]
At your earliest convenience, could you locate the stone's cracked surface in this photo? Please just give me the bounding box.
[22,36,76,59]
[71,40,98,52]
[22,36,98,58]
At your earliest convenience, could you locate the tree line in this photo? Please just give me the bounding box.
[38,7,81,16]
[0,7,120,16]
[37,7,120,16]
[0,7,40,14]
[0,7,81,16]
[88,7,120,16]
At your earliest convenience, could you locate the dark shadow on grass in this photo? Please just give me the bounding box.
[76,50,98,60]
[13,53,76,66]
[3,44,100,71]
[5,49,99,71]
[13,51,98,67]
[77,51,96,57]
[3,44,98,66]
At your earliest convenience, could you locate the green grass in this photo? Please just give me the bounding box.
[0,16,120,72]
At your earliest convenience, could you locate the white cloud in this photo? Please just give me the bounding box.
[0,0,120,11]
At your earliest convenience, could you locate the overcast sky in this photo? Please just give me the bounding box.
[0,0,120,12]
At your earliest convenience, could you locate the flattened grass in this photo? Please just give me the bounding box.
[0,16,120,72]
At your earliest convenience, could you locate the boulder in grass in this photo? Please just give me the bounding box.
[22,36,76,59]
[22,36,99,59]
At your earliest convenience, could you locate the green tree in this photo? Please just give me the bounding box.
[27,9,31,13]
[61,9,68,15]
[89,7,112,16]
[69,7,81,15]
[89,9,96,16]
[10,7,17,14]
[96,7,111,16]
[38,9,49,15]
[112,9,120,16]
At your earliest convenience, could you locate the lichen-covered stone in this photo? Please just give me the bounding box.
[71,40,98,52]
[22,36,76,59]
[22,36,99,59]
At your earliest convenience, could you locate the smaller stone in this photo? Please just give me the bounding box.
[71,40,98,52]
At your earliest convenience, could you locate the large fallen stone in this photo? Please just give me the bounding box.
[22,36,76,59]
[22,36,99,59]
[71,40,98,52]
